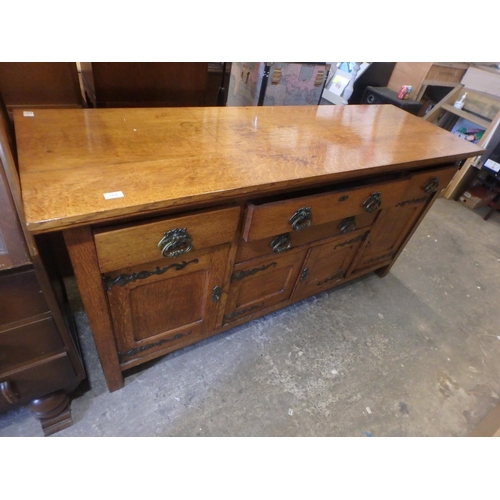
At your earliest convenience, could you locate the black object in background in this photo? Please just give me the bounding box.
[361,86,423,116]
[347,62,396,104]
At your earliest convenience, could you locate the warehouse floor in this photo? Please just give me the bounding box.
[2,197,500,437]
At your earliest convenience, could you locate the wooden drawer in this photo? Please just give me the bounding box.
[94,206,240,273]
[235,211,377,263]
[0,268,49,327]
[399,165,457,203]
[242,178,409,242]
[0,316,64,372]
[0,352,76,412]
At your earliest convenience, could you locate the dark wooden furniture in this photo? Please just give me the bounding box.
[0,101,85,435]
[13,105,483,393]
[0,62,84,110]
[90,63,209,108]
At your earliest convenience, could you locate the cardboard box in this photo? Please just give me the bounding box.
[459,186,496,209]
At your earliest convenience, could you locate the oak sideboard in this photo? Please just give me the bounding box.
[14,105,483,392]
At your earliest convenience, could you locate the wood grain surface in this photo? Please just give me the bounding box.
[14,105,484,233]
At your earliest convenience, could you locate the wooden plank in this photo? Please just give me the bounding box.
[426,63,468,84]
[440,104,492,129]
[462,89,500,120]
[387,62,433,99]
[461,66,500,98]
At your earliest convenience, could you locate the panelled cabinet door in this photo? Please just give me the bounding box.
[104,245,230,365]
[353,165,457,272]
[292,229,368,300]
[224,247,308,324]
[353,204,425,271]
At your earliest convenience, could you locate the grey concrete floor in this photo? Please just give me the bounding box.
[2,198,500,437]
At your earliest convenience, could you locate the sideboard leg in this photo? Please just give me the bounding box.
[28,390,73,436]
[375,264,392,277]
[63,227,124,393]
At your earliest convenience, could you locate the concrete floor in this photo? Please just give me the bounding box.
[2,197,500,437]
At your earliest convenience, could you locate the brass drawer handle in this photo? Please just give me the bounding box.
[270,233,291,253]
[338,216,356,234]
[422,177,439,194]
[289,207,312,231]
[363,192,382,213]
[158,228,193,258]
[0,381,19,404]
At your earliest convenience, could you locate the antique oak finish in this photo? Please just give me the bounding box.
[14,105,483,392]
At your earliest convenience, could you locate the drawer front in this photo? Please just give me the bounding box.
[235,211,377,263]
[94,206,240,273]
[0,268,48,327]
[399,165,457,204]
[0,316,64,372]
[0,353,77,412]
[242,178,409,242]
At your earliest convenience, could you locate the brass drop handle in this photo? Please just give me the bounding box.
[270,233,291,253]
[158,228,193,258]
[289,207,312,231]
[422,177,439,194]
[0,381,19,404]
[363,192,382,213]
[338,216,356,234]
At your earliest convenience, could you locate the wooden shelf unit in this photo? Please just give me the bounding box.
[387,62,470,101]
[423,66,500,200]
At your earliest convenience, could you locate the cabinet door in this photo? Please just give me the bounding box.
[292,229,368,300]
[105,245,230,365]
[352,165,457,272]
[224,247,308,324]
[352,204,424,271]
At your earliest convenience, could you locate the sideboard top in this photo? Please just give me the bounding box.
[14,105,483,233]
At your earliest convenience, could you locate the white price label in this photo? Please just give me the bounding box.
[103,191,124,200]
